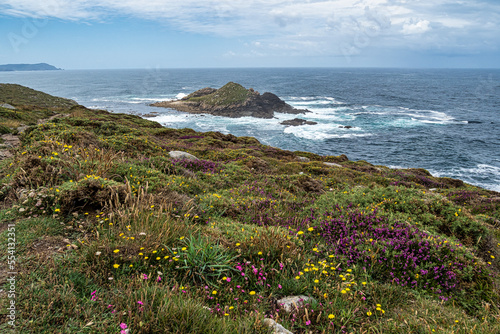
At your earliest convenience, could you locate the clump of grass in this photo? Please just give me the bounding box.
[173,235,239,286]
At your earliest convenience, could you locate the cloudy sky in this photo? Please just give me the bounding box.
[0,0,499,69]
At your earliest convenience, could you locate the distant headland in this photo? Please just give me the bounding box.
[0,63,61,71]
[151,82,309,119]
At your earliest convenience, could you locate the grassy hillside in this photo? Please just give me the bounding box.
[0,84,77,110]
[186,82,253,106]
[0,85,499,333]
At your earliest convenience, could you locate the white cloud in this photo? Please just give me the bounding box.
[0,0,499,57]
[402,19,431,34]
[436,17,470,29]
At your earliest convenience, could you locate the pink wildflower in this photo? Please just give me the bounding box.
[90,290,98,301]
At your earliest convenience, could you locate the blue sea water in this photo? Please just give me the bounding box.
[1,68,499,191]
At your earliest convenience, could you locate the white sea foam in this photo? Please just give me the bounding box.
[387,118,422,127]
[287,96,344,105]
[357,105,455,125]
[88,105,108,110]
[405,109,455,124]
[129,97,173,103]
[176,93,188,99]
[288,96,319,101]
[148,114,192,123]
[92,96,174,104]
[285,128,372,140]
[458,164,500,177]
[91,97,116,102]
[283,122,369,140]
[296,107,356,122]
[430,164,500,192]
[290,100,336,106]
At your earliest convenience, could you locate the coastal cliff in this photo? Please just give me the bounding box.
[151,82,309,118]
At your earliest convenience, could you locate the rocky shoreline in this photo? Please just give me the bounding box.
[151,82,309,119]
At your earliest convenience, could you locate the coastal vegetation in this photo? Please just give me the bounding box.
[151,82,307,118]
[0,84,499,333]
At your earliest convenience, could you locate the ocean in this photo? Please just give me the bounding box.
[1,68,499,191]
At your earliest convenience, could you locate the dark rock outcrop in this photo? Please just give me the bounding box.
[151,82,309,119]
[280,118,317,126]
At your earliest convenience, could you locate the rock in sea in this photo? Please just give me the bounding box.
[280,118,317,126]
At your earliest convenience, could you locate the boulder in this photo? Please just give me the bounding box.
[296,156,310,162]
[168,151,198,160]
[276,295,316,313]
[262,318,293,334]
[323,162,342,168]
[339,125,353,129]
[0,103,15,109]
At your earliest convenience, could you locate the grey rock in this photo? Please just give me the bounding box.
[0,150,13,160]
[296,156,310,162]
[0,103,16,110]
[142,112,159,118]
[262,318,293,334]
[169,151,198,160]
[276,295,316,313]
[323,162,342,168]
[17,125,29,133]
[280,118,317,126]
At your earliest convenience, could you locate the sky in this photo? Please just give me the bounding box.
[0,0,499,69]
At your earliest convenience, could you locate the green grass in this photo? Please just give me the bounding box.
[0,84,77,109]
[186,82,252,107]
[0,85,499,333]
